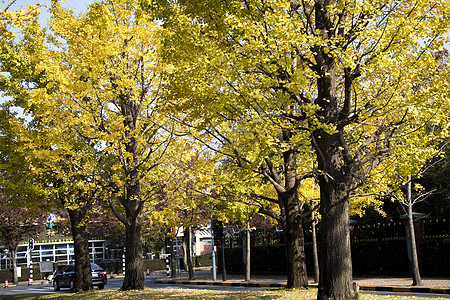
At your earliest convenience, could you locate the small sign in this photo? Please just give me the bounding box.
[39,261,54,273]
[17,267,21,278]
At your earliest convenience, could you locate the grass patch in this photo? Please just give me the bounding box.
[0,288,443,300]
[0,295,50,300]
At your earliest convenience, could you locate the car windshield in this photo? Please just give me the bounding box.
[90,263,102,271]
[63,265,75,272]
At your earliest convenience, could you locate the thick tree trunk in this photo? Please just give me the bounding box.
[262,145,309,289]
[119,104,145,290]
[317,178,355,300]
[68,208,93,292]
[312,1,356,293]
[186,226,195,279]
[280,191,309,289]
[121,218,145,290]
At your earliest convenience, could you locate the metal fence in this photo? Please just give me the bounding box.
[222,218,450,247]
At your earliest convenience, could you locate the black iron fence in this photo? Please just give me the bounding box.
[224,218,450,245]
[220,218,450,276]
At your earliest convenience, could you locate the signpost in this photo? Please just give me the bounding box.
[39,261,53,282]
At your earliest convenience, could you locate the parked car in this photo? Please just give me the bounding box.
[53,263,107,291]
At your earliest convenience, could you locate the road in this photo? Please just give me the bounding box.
[0,274,270,296]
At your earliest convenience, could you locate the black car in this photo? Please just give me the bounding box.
[53,263,107,291]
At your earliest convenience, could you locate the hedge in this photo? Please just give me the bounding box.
[0,266,43,284]
[194,254,212,268]
[97,255,212,275]
[98,259,166,274]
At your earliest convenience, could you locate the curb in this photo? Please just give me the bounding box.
[3,281,47,288]
[154,279,285,288]
[154,279,450,295]
[360,286,450,294]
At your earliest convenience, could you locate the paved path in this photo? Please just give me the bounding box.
[155,268,450,295]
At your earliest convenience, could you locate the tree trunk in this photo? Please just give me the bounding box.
[280,191,309,289]
[121,218,145,290]
[245,223,250,282]
[186,226,195,279]
[182,233,188,272]
[317,176,355,300]
[11,248,18,284]
[312,1,356,293]
[170,236,176,278]
[68,207,93,292]
[262,145,309,289]
[311,211,320,284]
[119,104,146,290]
[407,178,422,286]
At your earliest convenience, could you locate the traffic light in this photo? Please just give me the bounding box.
[28,238,34,251]
[165,237,173,254]
[213,220,223,242]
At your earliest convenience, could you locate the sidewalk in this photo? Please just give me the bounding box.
[154,268,450,295]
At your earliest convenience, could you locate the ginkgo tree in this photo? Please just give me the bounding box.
[10,0,180,291]
[157,0,450,299]
[0,19,107,291]
[0,0,41,41]
[160,144,217,279]
[0,108,48,285]
[383,138,450,286]
[211,142,314,287]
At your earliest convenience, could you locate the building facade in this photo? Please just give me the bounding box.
[0,240,106,269]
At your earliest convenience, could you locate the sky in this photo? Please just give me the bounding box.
[5,0,95,25]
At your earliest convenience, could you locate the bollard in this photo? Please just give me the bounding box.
[122,252,126,276]
[165,258,170,277]
[4,279,8,288]
[29,266,33,285]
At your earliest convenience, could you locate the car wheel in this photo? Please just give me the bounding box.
[97,284,105,290]
[69,280,74,291]
[53,280,60,291]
